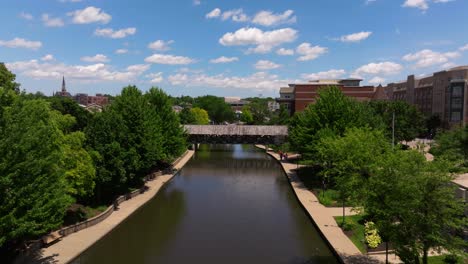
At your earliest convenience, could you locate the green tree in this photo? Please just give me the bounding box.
[368,100,425,142]
[430,126,468,171]
[289,86,383,161]
[367,151,466,264]
[0,99,73,246]
[245,100,270,125]
[0,63,20,93]
[179,107,196,124]
[190,107,209,125]
[240,106,254,124]
[47,96,92,132]
[195,95,234,123]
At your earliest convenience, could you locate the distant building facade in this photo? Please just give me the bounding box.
[54,76,72,97]
[55,77,110,108]
[384,66,468,126]
[277,79,376,115]
[224,97,249,111]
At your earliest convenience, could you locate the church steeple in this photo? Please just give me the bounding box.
[61,76,66,92]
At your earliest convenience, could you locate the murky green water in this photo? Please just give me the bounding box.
[74,145,337,264]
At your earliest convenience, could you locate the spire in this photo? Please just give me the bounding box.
[62,76,66,92]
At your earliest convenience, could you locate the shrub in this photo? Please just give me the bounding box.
[364,221,382,249]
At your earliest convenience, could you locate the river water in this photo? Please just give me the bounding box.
[74,144,337,264]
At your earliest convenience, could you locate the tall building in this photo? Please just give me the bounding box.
[384,66,468,126]
[54,76,72,97]
[276,79,377,115]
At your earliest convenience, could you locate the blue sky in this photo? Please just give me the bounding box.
[1,0,467,97]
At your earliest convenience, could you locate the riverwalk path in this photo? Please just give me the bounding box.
[21,150,195,264]
[255,145,402,264]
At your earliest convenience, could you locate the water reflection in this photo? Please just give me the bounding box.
[76,144,337,264]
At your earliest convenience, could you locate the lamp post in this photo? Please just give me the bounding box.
[392,111,395,150]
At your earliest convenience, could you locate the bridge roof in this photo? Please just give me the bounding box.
[184,125,288,136]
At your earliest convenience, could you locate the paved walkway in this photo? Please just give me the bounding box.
[255,145,402,264]
[18,150,195,264]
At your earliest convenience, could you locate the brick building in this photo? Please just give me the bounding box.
[384,66,468,126]
[276,79,377,115]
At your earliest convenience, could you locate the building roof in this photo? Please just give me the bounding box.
[279,87,294,93]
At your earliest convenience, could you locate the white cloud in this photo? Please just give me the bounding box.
[301,69,346,80]
[168,71,297,92]
[115,49,128,54]
[433,0,454,3]
[296,43,328,61]
[402,49,460,68]
[365,0,377,5]
[19,12,33,20]
[206,8,221,18]
[193,0,201,5]
[145,54,195,65]
[68,6,111,24]
[126,64,150,73]
[219,27,298,54]
[368,76,386,84]
[81,54,109,63]
[7,60,149,83]
[353,61,403,76]
[147,72,164,83]
[402,0,429,10]
[0,38,42,50]
[94,28,136,39]
[42,14,65,27]
[252,10,296,26]
[459,44,468,51]
[441,62,456,69]
[148,40,174,51]
[254,60,281,70]
[221,9,249,22]
[41,54,55,61]
[276,48,294,56]
[210,56,239,63]
[339,31,372,43]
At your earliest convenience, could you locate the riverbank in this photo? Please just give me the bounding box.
[255,145,401,264]
[16,150,195,264]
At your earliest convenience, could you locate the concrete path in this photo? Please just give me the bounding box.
[18,150,194,264]
[255,145,401,264]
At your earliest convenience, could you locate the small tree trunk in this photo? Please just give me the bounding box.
[385,241,389,264]
[342,199,345,226]
[422,248,428,264]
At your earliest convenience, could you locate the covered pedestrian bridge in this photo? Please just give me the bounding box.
[184,125,288,145]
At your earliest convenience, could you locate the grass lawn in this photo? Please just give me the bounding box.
[83,205,108,219]
[424,255,464,264]
[314,189,341,207]
[296,166,343,207]
[334,215,366,253]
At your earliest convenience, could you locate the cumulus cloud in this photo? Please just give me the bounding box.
[459,44,468,51]
[221,9,249,22]
[402,49,460,68]
[219,27,298,54]
[353,61,403,77]
[206,8,221,18]
[41,54,55,61]
[7,60,149,83]
[68,6,111,24]
[254,60,281,70]
[168,71,298,92]
[94,28,136,39]
[81,54,109,63]
[146,72,164,83]
[252,10,296,26]
[339,31,372,43]
[0,38,42,50]
[148,40,174,51]
[210,56,239,63]
[276,48,294,56]
[296,43,328,61]
[402,0,429,10]
[115,49,128,54]
[368,76,386,84]
[19,12,33,20]
[301,69,346,80]
[145,54,195,65]
[42,14,65,27]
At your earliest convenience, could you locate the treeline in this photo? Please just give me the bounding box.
[0,65,186,252]
[289,86,466,263]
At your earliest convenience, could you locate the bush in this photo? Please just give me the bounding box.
[443,254,460,264]
[364,221,382,249]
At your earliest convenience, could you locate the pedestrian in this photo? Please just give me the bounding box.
[284,153,288,161]
[279,150,283,160]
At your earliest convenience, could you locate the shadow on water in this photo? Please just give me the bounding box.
[73,144,338,264]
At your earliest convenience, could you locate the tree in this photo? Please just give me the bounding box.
[0,99,73,246]
[240,106,254,124]
[195,95,234,123]
[289,86,384,161]
[47,96,92,132]
[0,63,20,93]
[179,107,196,124]
[190,107,209,125]
[245,100,270,125]
[368,100,425,142]
[430,126,468,171]
[366,151,466,264]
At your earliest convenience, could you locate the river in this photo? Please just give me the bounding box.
[73,144,337,264]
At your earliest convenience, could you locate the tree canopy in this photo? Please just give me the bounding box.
[194,95,234,123]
